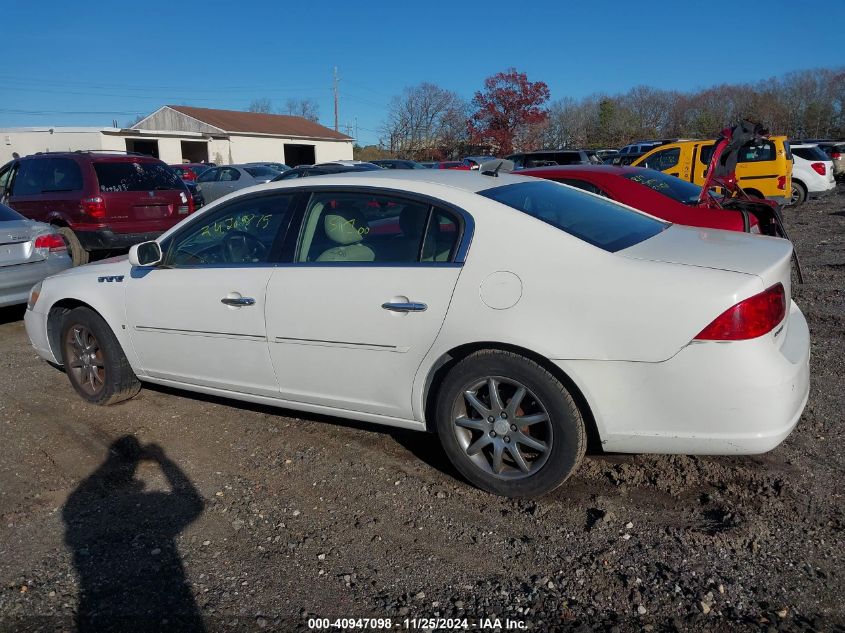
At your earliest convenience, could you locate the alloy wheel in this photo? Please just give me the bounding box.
[451,376,553,480]
[64,324,106,396]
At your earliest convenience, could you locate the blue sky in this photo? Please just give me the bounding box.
[2,1,843,145]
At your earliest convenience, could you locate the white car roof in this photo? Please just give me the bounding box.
[265,167,533,195]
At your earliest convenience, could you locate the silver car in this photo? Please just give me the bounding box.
[0,203,72,307]
[195,164,281,203]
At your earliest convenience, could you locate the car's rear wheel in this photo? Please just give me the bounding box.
[436,350,586,497]
[788,181,806,207]
[56,227,90,266]
[60,307,140,405]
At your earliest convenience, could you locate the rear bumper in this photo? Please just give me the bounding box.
[559,300,810,455]
[807,180,837,198]
[0,256,72,308]
[75,229,163,251]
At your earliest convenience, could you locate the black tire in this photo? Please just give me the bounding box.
[788,181,806,207]
[60,307,141,405]
[435,350,586,497]
[56,226,90,266]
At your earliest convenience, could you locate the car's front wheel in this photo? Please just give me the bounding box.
[60,307,141,405]
[436,350,586,497]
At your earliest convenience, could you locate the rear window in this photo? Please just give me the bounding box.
[623,170,702,204]
[793,146,829,162]
[244,166,279,178]
[94,161,183,192]
[479,180,666,252]
[0,203,23,221]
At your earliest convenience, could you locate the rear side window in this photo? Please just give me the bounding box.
[0,202,23,221]
[792,146,829,161]
[42,158,83,192]
[94,161,183,192]
[296,191,459,264]
[479,180,666,252]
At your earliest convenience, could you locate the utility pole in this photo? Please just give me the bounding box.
[354,116,358,142]
[333,67,339,132]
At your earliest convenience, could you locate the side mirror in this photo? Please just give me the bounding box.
[129,241,163,267]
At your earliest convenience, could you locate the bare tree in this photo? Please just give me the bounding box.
[247,98,273,114]
[284,98,320,122]
[380,83,469,160]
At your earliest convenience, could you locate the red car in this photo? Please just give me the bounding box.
[0,152,194,266]
[169,163,211,181]
[519,165,762,233]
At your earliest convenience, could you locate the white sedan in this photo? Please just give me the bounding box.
[24,170,810,497]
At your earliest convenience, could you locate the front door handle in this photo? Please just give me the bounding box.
[221,296,255,306]
[382,301,427,313]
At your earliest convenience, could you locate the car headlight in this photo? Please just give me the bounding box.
[27,282,42,311]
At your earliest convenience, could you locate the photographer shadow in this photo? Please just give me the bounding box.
[63,436,205,632]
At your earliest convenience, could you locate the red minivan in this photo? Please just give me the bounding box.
[0,152,194,265]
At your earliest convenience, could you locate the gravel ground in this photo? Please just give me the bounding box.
[0,188,843,632]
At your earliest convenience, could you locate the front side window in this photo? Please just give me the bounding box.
[94,161,183,192]
[219,167,241,182]
[479,180,666,252]
[296,191,459,264]
[641,147,680,172]
[197,168,219,183]
[164,193,296,266]
[10,159,47,196]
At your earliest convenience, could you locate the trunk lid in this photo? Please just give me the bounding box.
[620,224,794,339]
[0,220,42,267]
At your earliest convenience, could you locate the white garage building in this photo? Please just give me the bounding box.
[0,105,354,166]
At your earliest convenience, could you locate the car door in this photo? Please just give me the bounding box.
[264,188,467,420]
[195,167,222,202]
[125,191,299,396]
[217,166,246,198]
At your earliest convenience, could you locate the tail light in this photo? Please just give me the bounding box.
[832,152,841,160]
[811,162,826,176]
[695,284,786,341]
[34,233,67,253]
[776,176,787,190]
[80,196,106,219]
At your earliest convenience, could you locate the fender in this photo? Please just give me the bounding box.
[36,259,144,375]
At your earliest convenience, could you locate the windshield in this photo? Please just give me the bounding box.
[0,203,23,222]
[94,161,183,192]
[623,169,703,204]
[479,180,666,252]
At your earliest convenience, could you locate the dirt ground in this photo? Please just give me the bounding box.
[0,188,843,633]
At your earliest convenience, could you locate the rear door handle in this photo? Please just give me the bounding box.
[221,296,255,306]
[382,301,427,313]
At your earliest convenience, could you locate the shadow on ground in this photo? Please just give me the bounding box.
[63,435,206,633]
